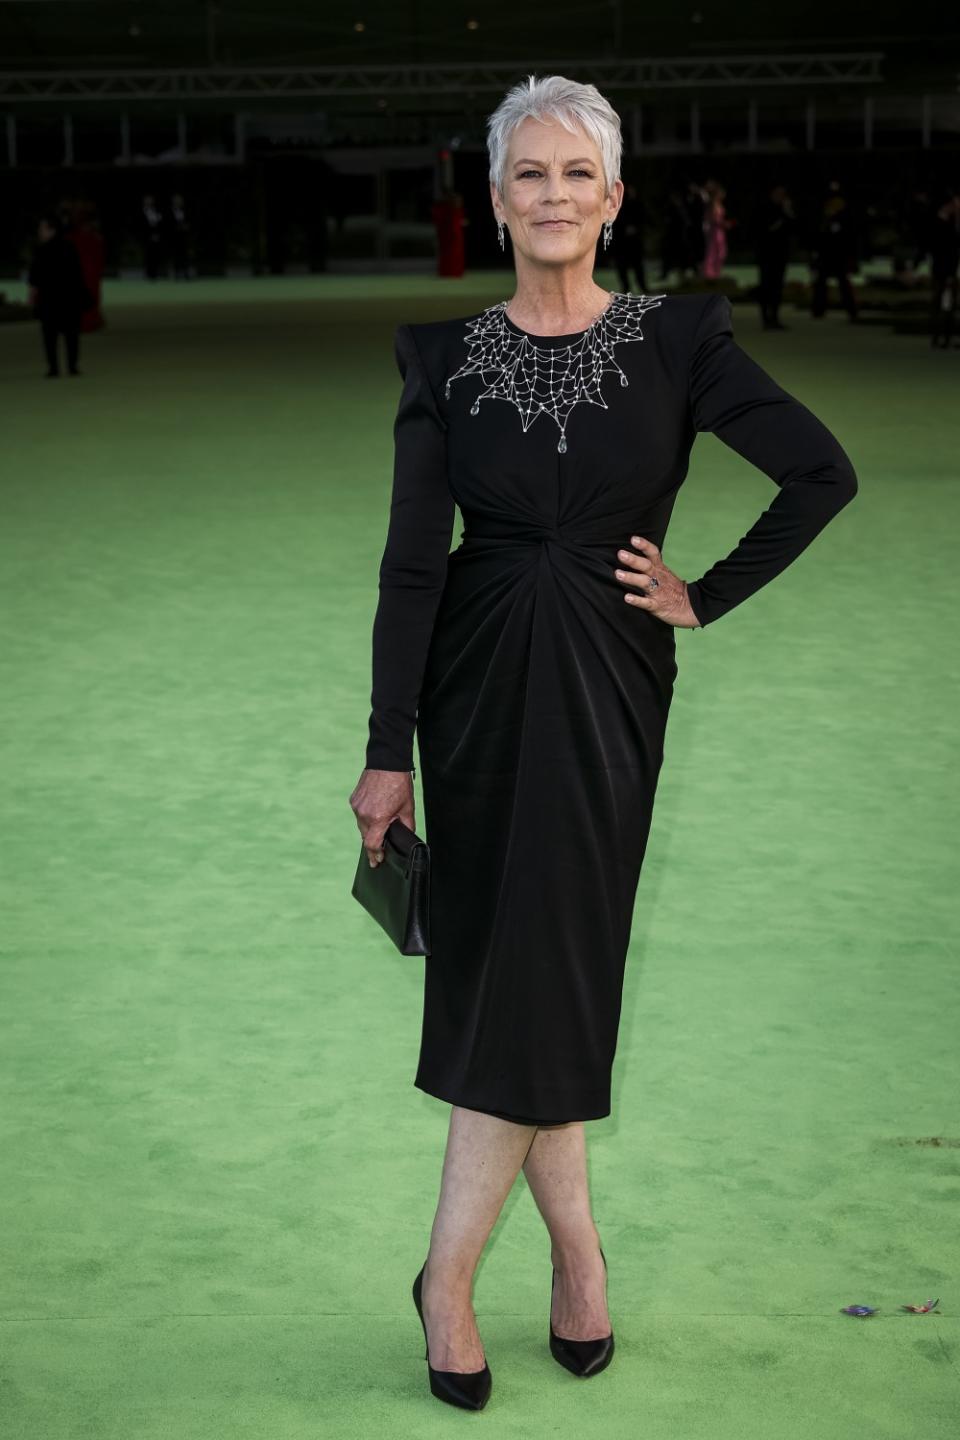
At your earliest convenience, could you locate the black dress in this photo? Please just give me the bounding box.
[365,291,857,1125]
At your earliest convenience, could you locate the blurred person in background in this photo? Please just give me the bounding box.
[684,178,708,274]
[169,193,193,280]
[65,200,106,331]
[926,189,960,349]
[27,212,92,378]
[432,187,468,277]
[659,185,691,282]
[609,180,648,293]
[754,183,796,330]
[659,178,705,283]
[139,193,166,280]
[701,179,733,281]
[810,179,859,321]
[901,184,934,286]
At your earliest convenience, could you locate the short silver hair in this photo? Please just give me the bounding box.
[487,73,623,200]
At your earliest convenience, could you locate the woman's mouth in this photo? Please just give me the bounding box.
[536,220,575,228]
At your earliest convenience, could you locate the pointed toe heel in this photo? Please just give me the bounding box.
[549,1246,615,1379]
[412,1265,492,1410]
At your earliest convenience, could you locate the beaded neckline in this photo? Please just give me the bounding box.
[444,290,667,453]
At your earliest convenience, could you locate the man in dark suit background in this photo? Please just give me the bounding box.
[810,179,859,321]
[27,212,92,378]
[754,184,796,330]
[925,190,960,349]
[139,193,166,280]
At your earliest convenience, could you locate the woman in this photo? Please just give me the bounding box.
[349,74,857,1411]
[702,179,733,280]
[432,186,469,278]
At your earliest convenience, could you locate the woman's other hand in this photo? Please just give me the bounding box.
[614,535,701,630]
[350,769,415,867]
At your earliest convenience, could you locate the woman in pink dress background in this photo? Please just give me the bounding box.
[702,180,734,280]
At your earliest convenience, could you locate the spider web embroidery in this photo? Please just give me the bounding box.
[443,290,667,453]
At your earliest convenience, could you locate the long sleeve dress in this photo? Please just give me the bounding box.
[365,290,858,1126]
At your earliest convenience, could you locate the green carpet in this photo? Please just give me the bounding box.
[1,272,956,1437]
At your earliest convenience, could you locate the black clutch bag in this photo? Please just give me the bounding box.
[351,817,431,955]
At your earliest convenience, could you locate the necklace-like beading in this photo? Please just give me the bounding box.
[443,290,667,453]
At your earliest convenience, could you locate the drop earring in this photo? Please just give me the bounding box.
[603,220,613,251]
[497,220,506,251]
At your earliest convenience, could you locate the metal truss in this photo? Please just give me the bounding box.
[0,53,884,104]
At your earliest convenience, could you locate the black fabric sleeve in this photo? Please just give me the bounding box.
[365,324,456,772]
[684,294,858,628]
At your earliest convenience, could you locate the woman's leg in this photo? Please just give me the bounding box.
[421,1104,538,1371]
[521,1121,611,1340]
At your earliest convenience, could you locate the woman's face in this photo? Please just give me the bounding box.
[491,116,621,268]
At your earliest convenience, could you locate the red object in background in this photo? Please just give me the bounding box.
[431,192,467,277]
[67,218,106,332]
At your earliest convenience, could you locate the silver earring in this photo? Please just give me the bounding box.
[497,220,505,251]
[603,220,613,250]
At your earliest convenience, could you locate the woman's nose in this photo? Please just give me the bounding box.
[540,171,569,198]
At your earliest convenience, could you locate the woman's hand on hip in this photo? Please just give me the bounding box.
[350,769,415,867]
[614,535,701,630]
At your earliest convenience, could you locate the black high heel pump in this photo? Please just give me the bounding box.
[412,1264,492,1410]
[549,1245,615,1378]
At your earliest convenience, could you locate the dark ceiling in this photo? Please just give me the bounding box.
[0,0,955,86]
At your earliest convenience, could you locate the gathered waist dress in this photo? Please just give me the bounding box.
[364,290,857,1125]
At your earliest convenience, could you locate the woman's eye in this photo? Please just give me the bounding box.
[518,169,593,178]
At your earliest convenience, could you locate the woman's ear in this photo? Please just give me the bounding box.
[607,177,625,222]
